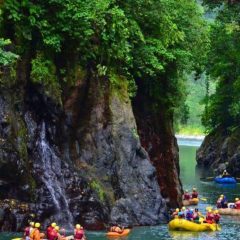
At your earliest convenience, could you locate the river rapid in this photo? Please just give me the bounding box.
[1,138,240,240]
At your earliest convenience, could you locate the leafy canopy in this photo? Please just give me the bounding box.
[202,3,240,132]
[1,0,209,117]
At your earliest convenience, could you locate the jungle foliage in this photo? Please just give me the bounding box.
[202,2,240,132]
[0,0,209,124]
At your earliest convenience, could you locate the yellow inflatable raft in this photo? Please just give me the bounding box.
[183,198,199,206]
[168,219,220,232]
[218,208,240,215]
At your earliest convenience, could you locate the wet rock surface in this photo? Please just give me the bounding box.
[0,74,170,231]
[196,128,240,177]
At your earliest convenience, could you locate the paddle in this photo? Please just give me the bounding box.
[200,177,214,181]
[200,198,207,201]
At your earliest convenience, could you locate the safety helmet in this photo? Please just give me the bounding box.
[235,198,239,201]
[51,222,57,227]
[30,222,35,227]
[214,210,219,214]
[55,226,60,231]
[76,224,81,229]
[206,206,212,211]
[208,209,212,213]
[192,188,197,191]
[220,194,224,197]
[35,223,40,228]
[185,190,189,193]
[176,208,179,212]
[182,207,186,211]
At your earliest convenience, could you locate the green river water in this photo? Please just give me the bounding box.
[1,139,240,240]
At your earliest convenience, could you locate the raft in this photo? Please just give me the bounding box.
[168,219,220,232]
[106,229,131,237]
[218,208,240,215]
[214,177,236,184]
[12,236,74,240]
[183,198,199,206]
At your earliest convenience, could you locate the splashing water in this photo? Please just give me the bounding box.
[38,122,73,228]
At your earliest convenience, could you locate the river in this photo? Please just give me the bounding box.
[1,138,240,240]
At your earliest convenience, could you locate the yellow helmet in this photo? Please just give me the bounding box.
[182,207,186,211]
[30,222,35,227]
[176,208,179,212]
[55,226,60,231]
[51,222,57,227]
[35,223,40,228]
[220,194,224,197]
[214,210,219,214]
[235,198,239,201]
[76,224,81,229]
[206,206,212,211]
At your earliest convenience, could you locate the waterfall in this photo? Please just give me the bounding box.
[38,122,73,228]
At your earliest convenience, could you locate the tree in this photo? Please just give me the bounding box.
[202,3,240,132]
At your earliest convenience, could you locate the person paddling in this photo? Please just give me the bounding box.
[183,190,191,200]
[74,224,86,240]
[24,222,35,240]
[213,210,221,224]
[191,188,198,199]
[110,224,124,234]
[234,198,240,209]
[171,208,179,218]
[47,223,57,239]
[30,223,41,240]
[54,226,64,240]
[205,209,214,224]
[221,170,230,178]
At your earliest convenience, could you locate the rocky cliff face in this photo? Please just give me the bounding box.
[0,69,170,231]
[196,128,240,177]
[133,84,182,208]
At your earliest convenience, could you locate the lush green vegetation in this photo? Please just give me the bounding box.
[0,0,209,125]
[175,73,216,136]
[202,1,240,133]
[0,38,18,66]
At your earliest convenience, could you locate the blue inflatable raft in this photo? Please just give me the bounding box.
[214,177,237,184]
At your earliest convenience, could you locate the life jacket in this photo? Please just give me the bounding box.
[25,227,30,237]
[193,212,199,220]
[178,212,185,218]
[48,229,58,240]
[206,213,214,221]
[47,226,53,239]
[74,229,83,240]
[192,192,198,198]
[235,200,240,209]
[214,213,220,221]
[30,228,40,240]
[216,199,222,208]
[183,193,191,200]
[186,211,193,220]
